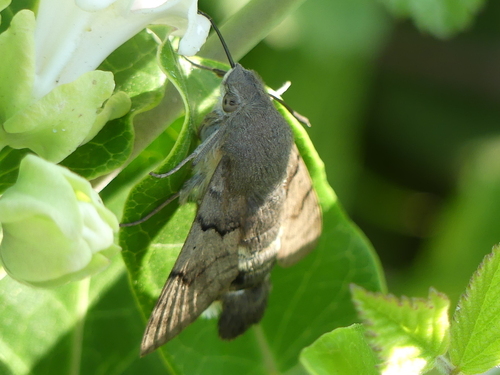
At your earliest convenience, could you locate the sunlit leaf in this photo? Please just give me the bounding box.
[352,286,450,374]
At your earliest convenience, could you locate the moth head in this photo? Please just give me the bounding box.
[221,64,266,113]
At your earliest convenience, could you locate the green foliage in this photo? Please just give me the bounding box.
[303,247,500,375]
[352,287,450,374]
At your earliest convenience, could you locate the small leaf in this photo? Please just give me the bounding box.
[449,245,500,374]
[379,0,486,38]
[300,324,379,375]
[352,286,450,374]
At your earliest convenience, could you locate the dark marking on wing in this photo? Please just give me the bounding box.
[196,213,240,236]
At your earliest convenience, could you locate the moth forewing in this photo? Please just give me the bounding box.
[140,160,242,356]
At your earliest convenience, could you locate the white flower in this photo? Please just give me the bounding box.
[0,154,120,287]
[33,0,210,98]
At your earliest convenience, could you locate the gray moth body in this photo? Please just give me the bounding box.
[141,63,322,356]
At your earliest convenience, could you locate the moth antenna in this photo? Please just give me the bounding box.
[198,10,236,68]
[120,192,180,227]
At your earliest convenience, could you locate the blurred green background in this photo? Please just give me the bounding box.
[200,0,500,306]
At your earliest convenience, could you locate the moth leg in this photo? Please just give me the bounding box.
[150,124,222,179]
[218,276,271,339]
[120,192,180,227]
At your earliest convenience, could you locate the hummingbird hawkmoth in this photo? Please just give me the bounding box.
[137,13,322,356]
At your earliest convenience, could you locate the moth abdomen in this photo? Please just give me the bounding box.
[218,277,271,340]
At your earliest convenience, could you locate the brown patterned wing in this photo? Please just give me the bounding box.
[140,160,242,356]
[277,145,322,267]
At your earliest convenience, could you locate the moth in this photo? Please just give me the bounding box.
[138,15,322,356]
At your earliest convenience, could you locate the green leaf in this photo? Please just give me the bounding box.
[449,246,500,374]
[352,286,450,374]
[120,46,385,373]
[300,324,379,375]
[379,0,486,38]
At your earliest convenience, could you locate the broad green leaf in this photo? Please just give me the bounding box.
[300,324,379,375]
[449,246,500,374]
[379,0,486,38]
[120,45,385,373]
[352,286,450,374]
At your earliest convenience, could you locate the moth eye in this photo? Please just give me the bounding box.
[222,94,239,112]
